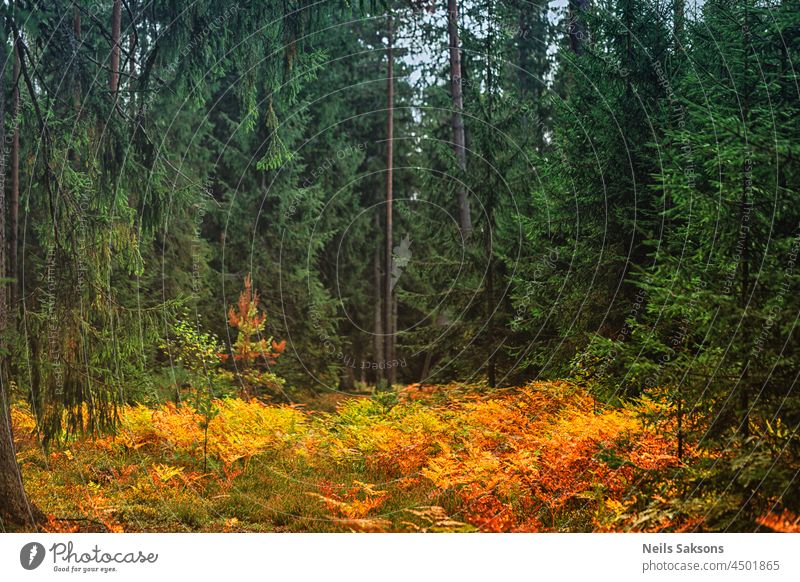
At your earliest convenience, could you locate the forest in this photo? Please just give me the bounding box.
[0,0,799,533]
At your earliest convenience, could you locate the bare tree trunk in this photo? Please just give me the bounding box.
[420,350,432,383]
[674,0,685,39]
[677,385,684,460]
[739,2,752,438]
[69,5,81,172]
[384,15,395,387]
[0,28,8,341]
[73,5,81,116]
[128,0,136,84]
[110,0,122,95]
[390,285,397,385]
[127,0,136,107]
[485,0,497,388]
[0,34,36,531]
[373,213,384,384]
[0,393,38,529]
[486,258,496,388]
[10,39,20,307]
[74,6,81,46]
[447,0,472,236]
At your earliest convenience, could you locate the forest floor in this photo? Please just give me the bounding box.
[13,382,703,532]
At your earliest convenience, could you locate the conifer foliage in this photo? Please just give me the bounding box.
[0,0,797,532]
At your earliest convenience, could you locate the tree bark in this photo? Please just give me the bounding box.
[110,0,122,94]
[373,213,384,384]
[674,0,685,39]
[420,350,432,383]
[739,3,752,438]
[677,385,684,460]
[10,39,20,307]
[485,0,497,388]
[0,393,38,529]
[390,281,397,385]
[0,34,36,531]
[74,6,81,45]
[73,5,81,116]
[447,0,472,236]
[0,26,7,340]
[69,6,81,169]
[384,15,395,386]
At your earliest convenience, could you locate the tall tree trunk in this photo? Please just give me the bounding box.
[127,0,136,110]
[390,284,397,385]
[69,6,81,169]
[384,14,395,386]
[739,2,752,438]
[447,0,472,236]
[0,394,37,529]
[0,34,36,531]
[110,0,122,95]
[10,39,20,307]
[485,0,497,388]
[674,0,685,39]
[74,6,81,47]
[486,252,497,388]
[0,29,8,343]
[129,33,135,88]
[677,385,684,460]
[568,0,588,55]
[516,8,529,95]
[624,0,632,96]
[373,213,384,384]
[73,5,81,116]
[420,350,432,383]
[128,0,136,85]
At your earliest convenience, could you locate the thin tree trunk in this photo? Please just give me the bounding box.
[0,34,36,531]
[10,39,20,307]
[420,350,432,383]
[384,15,395,387]
[568,0,588,55]
[739,2,751,438]
[110,0,122,95]
[390,285,397,385]
[73,3,82,109]
[486,257,496,387]
[128,10,136,108]
[373,213,384,384]
[677,385,684,460]
[73,5,81,50]
[517,8,529,94]
[485,0,497,388]
[0,391,37,529]
[674,0,685,39]
[625,1,632,96]
[340,364,355,392]
[128,0,136,86]
[0,28,8,341]
[447,0,472,236]
[69,6,81,166]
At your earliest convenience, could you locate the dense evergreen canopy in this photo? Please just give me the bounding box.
[0,0,798,532]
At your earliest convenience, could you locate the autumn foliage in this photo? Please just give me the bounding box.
[226,274,286,366]
[12,381,792,533]
[219,274,286,398]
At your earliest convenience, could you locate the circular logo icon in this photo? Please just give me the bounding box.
[20,542,46,570]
